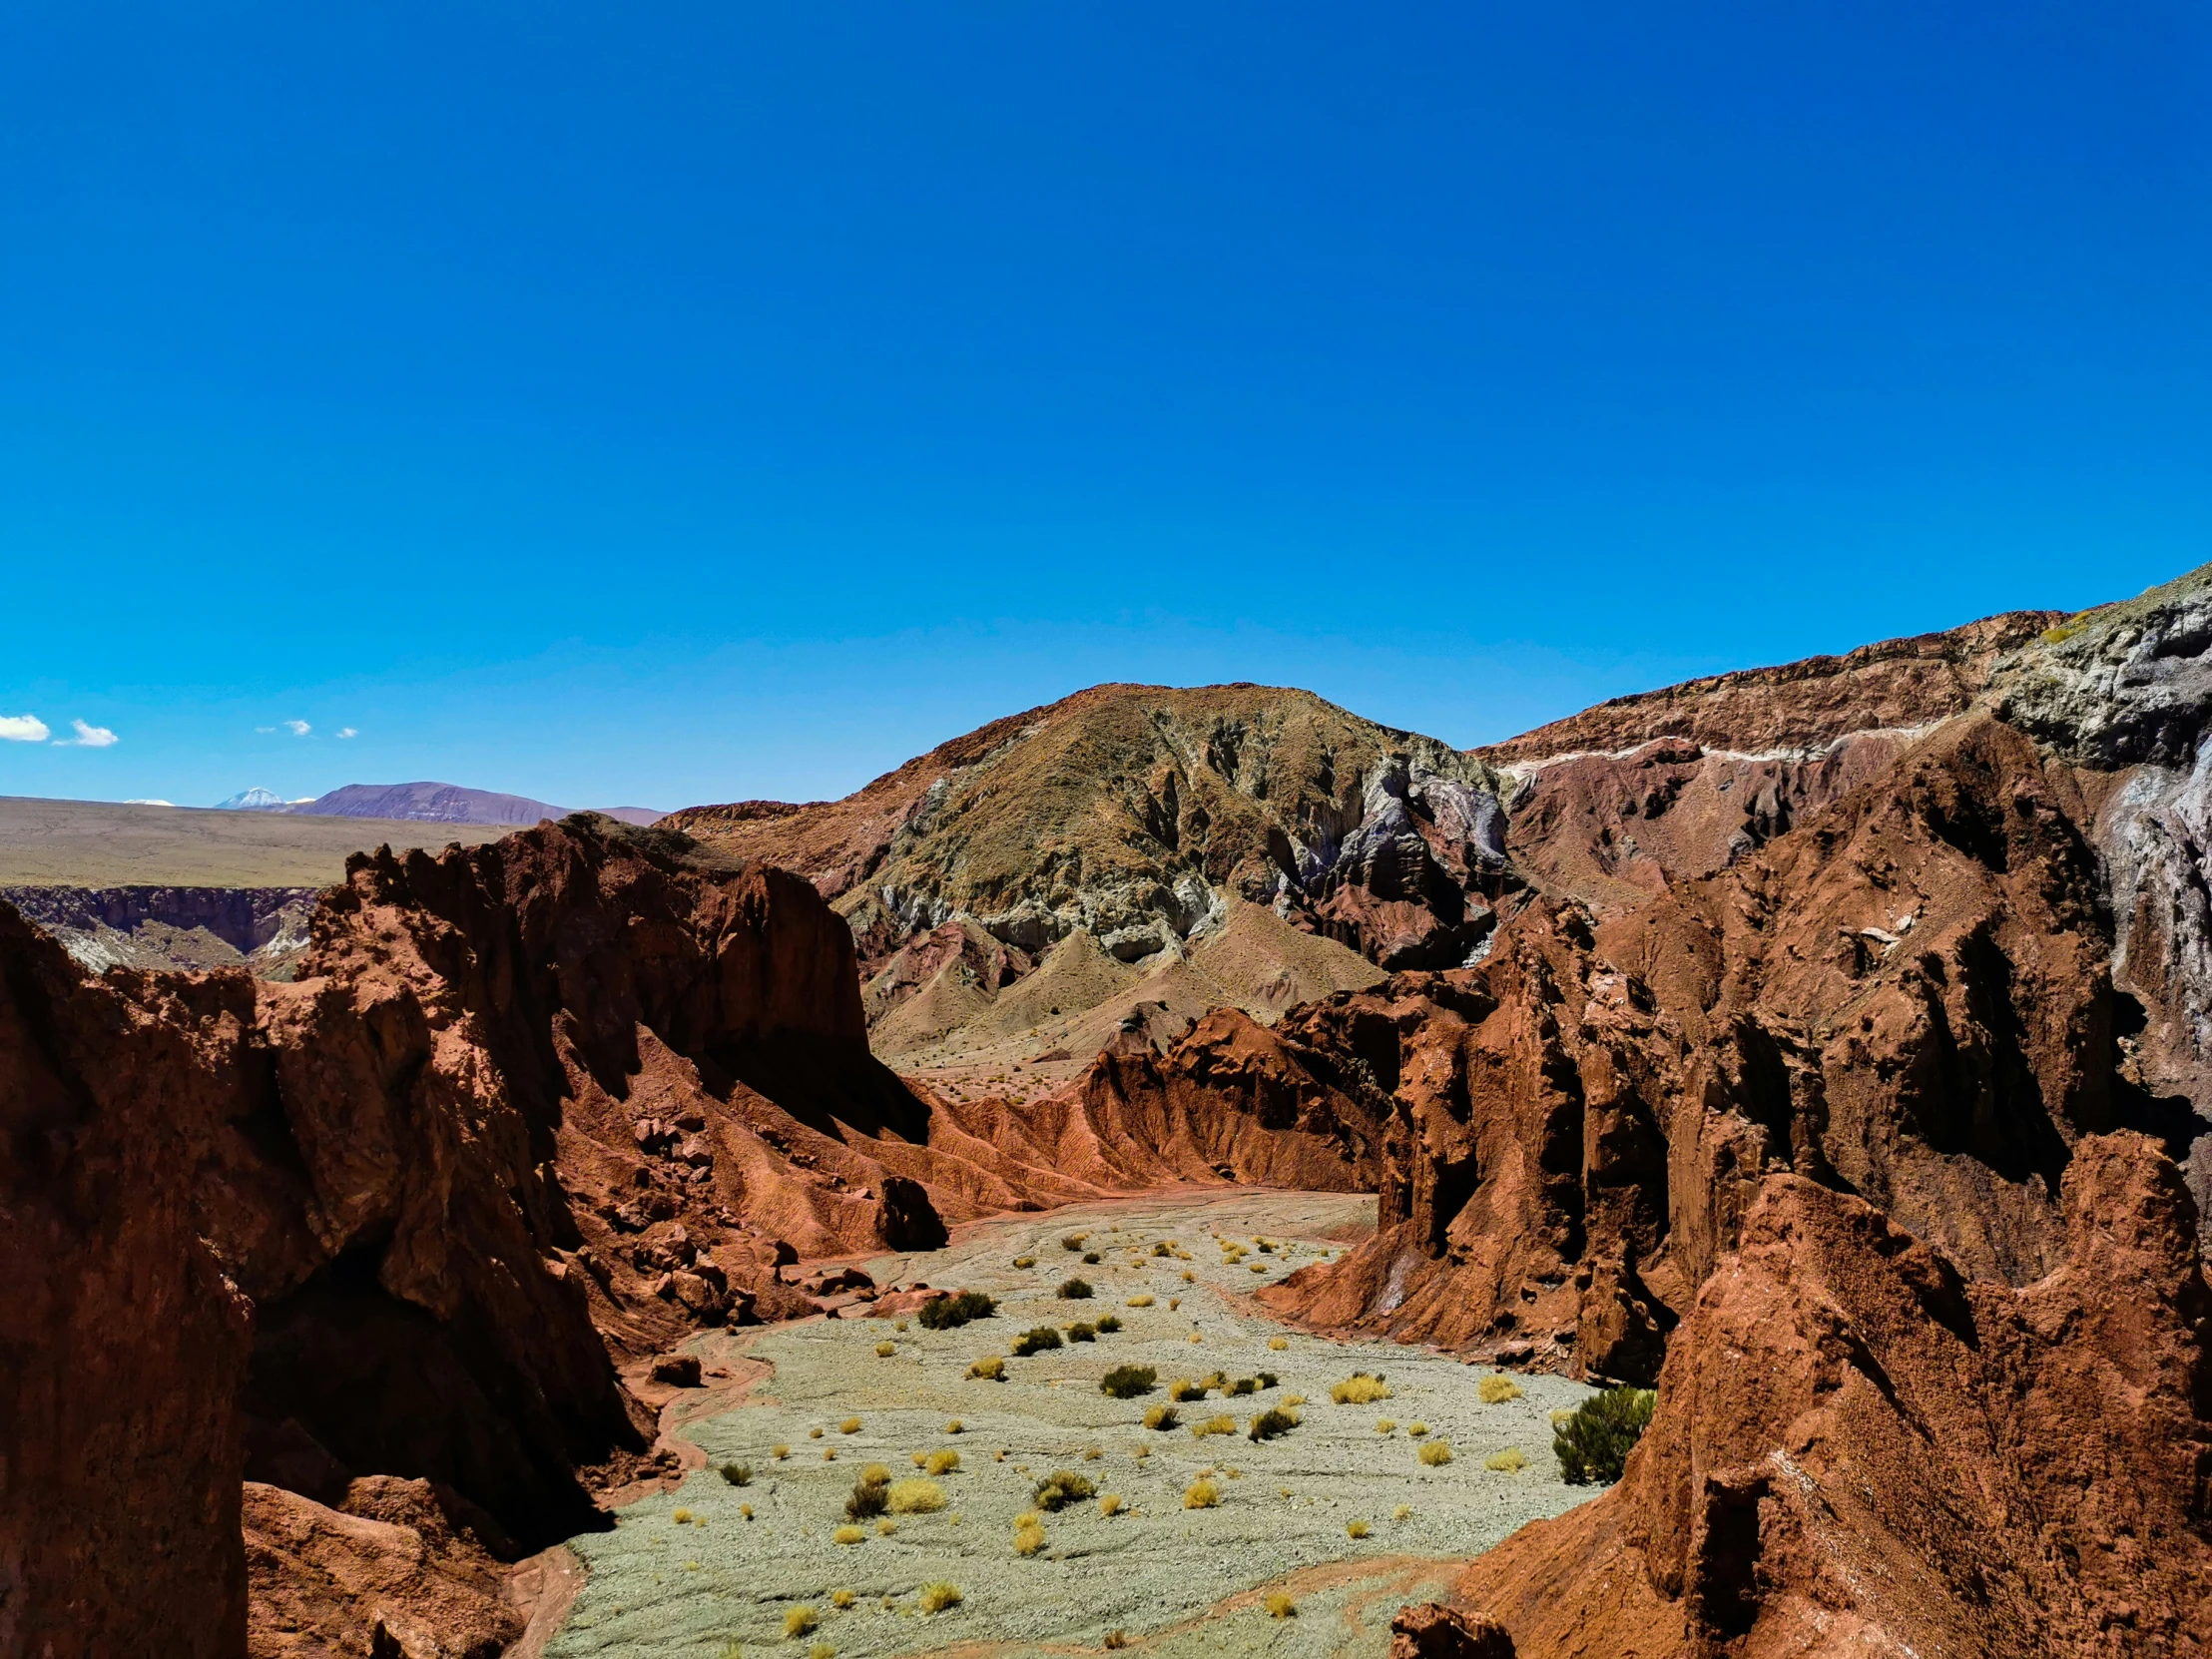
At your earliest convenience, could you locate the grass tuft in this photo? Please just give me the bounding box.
[1329,1374,1392,1405]
[1408,1421,1428,1437]
[1191,1413,1237,1437]
[1097,1314,1121,1333]
[1268,1336,1289,1352]
[945,1418,964,1433]
[967,1356,1006,1381]
[1101,1365,1157,1398]
[719,1461,753,1486]
[1126,1294,1155,1308]
[1484,1446,1528,1473]
[1010,1326,1064,1357]
[1248,1406,1299,1441]
[1266,1590,1297,1619]
[888,1477,946,1513]
[1142,1404,1180,1431]
[785,1607,820,1638]
[1057,1278,1094,1300]
[772,1444,791,1460]
[1377,1418,1396,1435]
[1478,1375,1524,1404]
[1418,1440,1454,1466]
[832,1525,863,1545]
[1099,1493,1123,1516]
[917,1582,962,1613]
[1032,1470,1095,1511]
[1182,1477,1221,1509]
[1347,1519,1371,1539]
[830,1589,855,1609]
[926,1448,960,1475]
[1013,1522,1047,1556]
[875,1341,896,1358]
[919,1290,999,1331]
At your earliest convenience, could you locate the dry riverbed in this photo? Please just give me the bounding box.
[546,1193,1597,1658]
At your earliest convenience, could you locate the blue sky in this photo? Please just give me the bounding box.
[3,3,2207,811]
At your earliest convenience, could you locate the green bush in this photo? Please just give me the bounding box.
[918,1290,999,1331]
[1067,1322,1097,1343]
[1057,1278,1094,1300]
[1096,1314,1122,1333]
[718,1461,752,1486]
[1553,1385,1657,1485]
[1011,1326,1064,1357]
[1100,1365,1157,1398]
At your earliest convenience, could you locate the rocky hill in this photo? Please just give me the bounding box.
[665,683,1508,1075]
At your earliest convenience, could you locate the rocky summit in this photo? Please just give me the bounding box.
[7,568,2212,1658]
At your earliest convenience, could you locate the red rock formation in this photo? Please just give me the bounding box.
[1441,1136,2212,1657]
[244,1478,523,1659]
[0,907,252,1658]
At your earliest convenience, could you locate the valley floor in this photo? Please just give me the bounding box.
[544,1193,1596,1658]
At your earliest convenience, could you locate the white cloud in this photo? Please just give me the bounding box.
[55,719,119,749]
[283,719,311,737]
[336,727,358,739]
[0,714,49,743]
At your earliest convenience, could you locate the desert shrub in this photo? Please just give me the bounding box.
[822,1447,835,1460]
[911,1451,927,1467]
[1330,1374,1392,1405]
[845,1474,888,1520]
[1267,1336,1289,1352]
[1266,1591,1297,1619]
[1392,1504,1412,1521]
[1011,1326,1064,1357]
[1228,1378,1255,1396]
[1418,1440,1454,1466]
[1012,1255,1035,1269]
[944,1418,964,1433]
[1249,1263,1268,1273]
[1032,1470,1095,1511]
[832,1524,864,1545]
[830,1588,855,1609]
[895,1319,908,1332]
[1067,1322,1097,1343]
[860,1462,891,1484]
[1083,1445,1103,1459]
[1126,1294,1155,1308]
[1248,1407,1299,1441]
[1192,1413,1237,1437]
[1062,1234,1087,1251]
[810,1426,825,1438]
[888,1478,946,1513]
[1377,1418,1396,1435]
[925,1448,960,1475]
[1179,1272,1194,1284]
[918,1290,999,1331]
[1408,1421,1428,1437]
[1082,1251,1101,1264]
[786,1607,820,1637]
[772,1444,791,1460]
[876,1518,895,1535]
[1256,1372,1278,1389]
[917,1582,962,1613]
[1554,1385,1657,1485]
[967,1356,1006,1381]
[719,1461,752,1486]
[1142,1404,1180,1430]
[1347,1519,1371,1539]
[673,1507,693,1523]
[1484,1447,1527,1473]
[1105,1631,1129,1649]
[1097,1314,1121,1333]
[1282,1393,1307,1408]
[1057,1278,1093,1300]
[1014,1522,1046,1556]
[1100,1364,1157,1398]
[740,1503,753,1520]
[874,1341,896,1358]
[810,1645,832,1659]
[839,1417,862,1434]
[1152,1241,1175,1257]
[1169,1297,1182,1310]
[1168,1378,1208,1401]
[1099,1493,1123,1516]
[1477,1375,1524,1404]
[1182,1477,1221,1509]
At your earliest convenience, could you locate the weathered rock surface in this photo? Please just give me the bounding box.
[1443,1137,2212,1657]
[2,882,319,976]
[0,906,253,1658]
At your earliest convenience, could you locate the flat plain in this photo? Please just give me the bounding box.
[0,794,513,886]
[549,1192,1595,1659]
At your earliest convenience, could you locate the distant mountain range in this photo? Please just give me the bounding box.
[215,782,663,828]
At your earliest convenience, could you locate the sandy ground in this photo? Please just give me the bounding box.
[0,795,511,886]
[546,1193,1597,1658]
